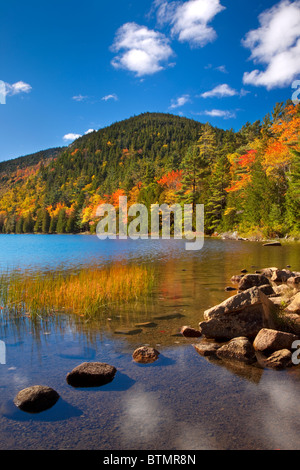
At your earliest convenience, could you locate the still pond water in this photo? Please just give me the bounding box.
[0,234,300,450]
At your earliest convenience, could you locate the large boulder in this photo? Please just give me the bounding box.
[253,328,298,353]
[238,274,271,291]
[66,362,117,388]
[216,337,256,364]
[199,286,269,340]
[14,385,60,413]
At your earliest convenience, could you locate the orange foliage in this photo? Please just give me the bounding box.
[157,170,182,190]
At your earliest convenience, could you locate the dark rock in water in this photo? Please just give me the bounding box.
[253,328,298,353]
[114,328,143,335]
[66,362,117,388]
[238,274,270,291]
[180,326,202,338]
[216,337,256,364]
[132,346,160,364]
[13,385,60,413]
[256,350,293,370]
[134,322,157,328]
[225,286,236,292]
[154,313,185,320]
[263,242,282,247]
[193,342,221,357]
[241,269,248,273]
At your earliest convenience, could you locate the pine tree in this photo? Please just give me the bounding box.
[42,210,51,233]
[178,145,209,210]
[23,213,34,233]
[205,155,230,233]
[56,209,67,233]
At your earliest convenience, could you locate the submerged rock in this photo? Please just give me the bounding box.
[66,362,117,388]
[114,328,142,335]
[14,385,60,413]
[193,342,221,357]
[132,346,160,364]
[263,242,282,247]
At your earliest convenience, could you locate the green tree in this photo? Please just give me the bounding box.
[56,209,67,233]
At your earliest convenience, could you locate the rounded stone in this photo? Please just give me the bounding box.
[132,346,160,364]
[66,362,117,388]
[14,385,60,413]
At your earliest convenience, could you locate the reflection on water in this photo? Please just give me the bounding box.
[0,235,300,450]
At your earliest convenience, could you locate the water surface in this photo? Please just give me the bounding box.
[0,235,299,450]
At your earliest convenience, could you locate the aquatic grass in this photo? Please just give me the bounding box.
[0,264,155,317]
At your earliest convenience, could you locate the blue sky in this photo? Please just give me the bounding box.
[1,0,300,162]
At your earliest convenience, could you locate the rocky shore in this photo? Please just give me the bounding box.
[191,267,300,370]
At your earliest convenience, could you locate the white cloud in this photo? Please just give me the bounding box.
[200,83,238,98]
[215,65,227,73]
[155,0,225,47]
[111,22,174,76]
[63,133,82,142]
[85,129,95,134]
[72,94,88,102]
[242,0,300,89]
[169,94,191,108]
[101,93,118,101]
[196,109,236,119]
[4,81,32,97]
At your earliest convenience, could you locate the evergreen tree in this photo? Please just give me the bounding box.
[205,155,231,233]
[41,210,51,233]
[56,209,67,233]
[23,213,34,233]
[178,145,209,210]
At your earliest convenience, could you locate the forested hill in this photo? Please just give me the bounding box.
[0,147,65,177]
[0,105,299,238]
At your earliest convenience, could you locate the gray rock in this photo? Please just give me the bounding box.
[253,328,298,353]
[14,385,60,413]
[238,274,270,291]
[271,269,293,283]
[66,362,117,388]
[216,337,256,364]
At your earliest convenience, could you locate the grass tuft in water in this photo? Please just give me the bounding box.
[0,264,155,317]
